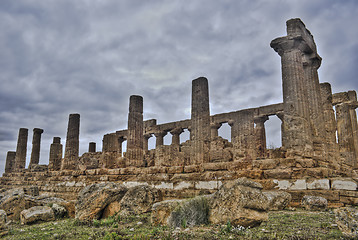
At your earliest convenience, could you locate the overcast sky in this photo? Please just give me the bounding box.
[1,0,357,174]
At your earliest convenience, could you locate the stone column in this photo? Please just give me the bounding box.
[14,128,28,171]
[210,123,222,139]
[154,131,166,147]
[320,83,338,145]
[348,91,358,166]
[117,136,125,156]
[5,151,16,173]
[62,113,80,170]
[29,128,44,165]
[88,142,96,153]
[126,95,144,167]
[254,115,269,158]
[336,103,356,167]
[49,137,63,171]
[271,35,313,155]
[143,134,152,151]
[190,77,211,164]
[170,128,183,146]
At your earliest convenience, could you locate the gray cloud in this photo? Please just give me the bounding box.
[0,0,357,174]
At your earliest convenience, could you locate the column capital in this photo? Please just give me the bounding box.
[143,133,152,140]
[270,36,311,57]
[276,111,284,121]
[33,128,44,134]
[254,115,269,124]
[210,122,222,129]
[170,128,183,135]
[302,53,322,69]
[228,120,235,127]
[154,131,167,138]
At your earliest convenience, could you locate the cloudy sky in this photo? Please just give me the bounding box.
[1,0,357,174]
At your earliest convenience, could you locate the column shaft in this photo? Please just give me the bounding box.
[49,137,63,171]
[62,113,80,170]
[29,128,44,165]
[14,128,28,170]
[5,151,16,173]
[88,142,96,153]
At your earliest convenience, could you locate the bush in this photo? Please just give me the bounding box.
[168,196,209,228]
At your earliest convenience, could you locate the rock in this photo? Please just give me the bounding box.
[209,178,269,227]
[75,182,127,221]
[118,185,163,216]
[151,199,183,225]
[0,209,7,229]
[263,191,292,210]
[301,195,327,210]
[20,206,55,225]
[167,196,210,228]
[51,203,67,218]
[334,207,358,237]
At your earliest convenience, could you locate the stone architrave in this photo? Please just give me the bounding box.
[62,113,80,170]
[126,95,144,167]
[14,128,28,171]
[29,128,44,165]
[5,151,16,173]
[190,77,211,164]
[88,142,96,153]
[254,115,269,158]
[271,19,314,155]
[48,137,63,171]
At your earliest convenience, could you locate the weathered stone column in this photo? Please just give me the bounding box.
[5,151,16,173]
[88,142,96,153]
[348,91,358,166]
[210,123,222,139]
[320,83,338,145]
[271,19,313,155]
[14,128,28,171]
[126,95,144,167]
[49,137,63,171]
[29,128,44,166]
[62,113,80,170]
[336,103,356,167]
[170,128,183,146]
[117,136,125,156]
[143,134,152,151]
[154,131,166,147]
[254,115,269,158]
[190,77,211,164]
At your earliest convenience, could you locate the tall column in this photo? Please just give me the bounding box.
[14,128,28,171]
[170,128,183,146]
[254,115,269,158]
[143,134,152,151]
[210,123,222,139]
[117,136,125,156]
[29,128,44,165]
[190,77,211,164]
[5,151,16,173]
[320,83,338,145]
[348,91,358,166]
[62,113,80,170]
[88,142,96,153]
[336,103,356,167]
[49,137,63,171]
[271,25,313,155]
[126,95,144,167]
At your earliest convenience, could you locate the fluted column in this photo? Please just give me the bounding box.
[320,83,338,145]
[190,77,211,164]
[348,91,358,167]
[5,151,16,173]
[14,128,28,171]
[62,113,80,170]
[154,131,166,147]
[143,134,152,151]
[170,128,183,146]
[271,36,313,155]
[29,128,44,165]
[88,142,96,153]
[49,137,63,171]
[117,136,125,156]
[210,123,222,139]
[254,115,269,158]
[126,95,144,167]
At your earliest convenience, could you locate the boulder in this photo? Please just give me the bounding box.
[301,195,327,210]
[0,209,7,228]
[20,206,55,225]
[263,191,292,210]
[334,207,358,237]
[51,203,67,218]
[75,182,127,221]
[209,178,269,227]
[151,199,183,225]
[117,185,163,216]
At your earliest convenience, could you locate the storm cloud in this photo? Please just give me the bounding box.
[1,0,357,174]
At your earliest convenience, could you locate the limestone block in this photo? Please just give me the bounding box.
[332,180,357,190]
[195,181,219,190]
[301,195,328,210]
[20,206,55,225]
[307,179,330,190]
[263,191,292,210]
[154,182,173,189]
[173,181,193,190]
[273,179,307,190]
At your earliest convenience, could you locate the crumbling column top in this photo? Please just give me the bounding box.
[254,115,269,124]
[129,95,143,113]
[33,128,44,134]
[53,137,61,144]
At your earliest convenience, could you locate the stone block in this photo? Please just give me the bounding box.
[153,182,173,189]
[264,169,292,179]
[195,181,219,190]
[332,180,357,190]
[202,162,228,171]
[166,166,184,174]
[184,165,201,173]
[273,179,307,190]
[173,181,193,190]
[307,179,330,190]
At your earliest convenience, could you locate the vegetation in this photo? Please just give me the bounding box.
[1,209,354,240]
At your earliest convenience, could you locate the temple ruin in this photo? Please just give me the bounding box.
[1,19,357,207]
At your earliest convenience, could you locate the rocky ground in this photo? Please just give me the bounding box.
[0,209,352,240]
